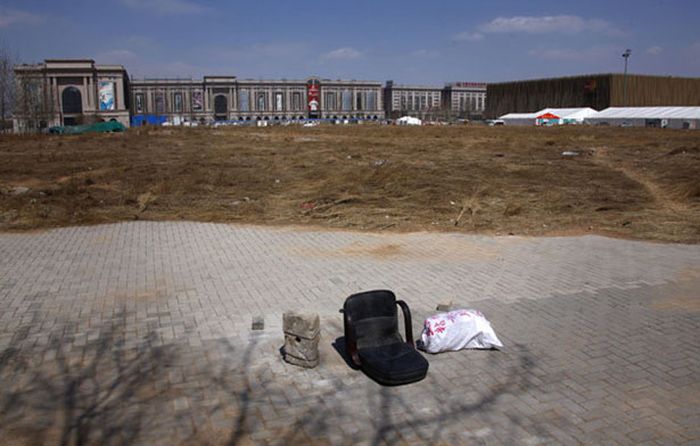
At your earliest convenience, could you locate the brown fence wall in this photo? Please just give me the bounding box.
[485,74,700,118]
[610,75,700,107]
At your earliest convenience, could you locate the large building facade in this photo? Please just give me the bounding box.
[383,81,443,119]
[130,76,384,124]
[13,58,492,131]
[384,81,487,120]
[13,59,130,132]
[443,82,487,118]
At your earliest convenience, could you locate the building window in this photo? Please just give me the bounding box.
[292,92,302,111]
[174,92,183,113]
[239,90,249,112]
[356,92,363,110]
[155,93,165,114]
[275,92,284,111]
[341,90,352,111]
[135,93,144,113]
[257,92,266,111]
[62,87,82,114]
[324,92,336,110]
[367,91,377,110]
[214,95,228,118]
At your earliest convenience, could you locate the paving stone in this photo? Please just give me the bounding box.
[0,221,698,445]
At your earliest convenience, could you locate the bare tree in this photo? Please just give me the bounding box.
[13,70,57,134]
[14,77,56,133]
[0,40,17,131]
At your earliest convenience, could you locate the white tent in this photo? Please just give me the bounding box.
[499,108,599,126]
[499,111,539,126]
[546,108,598,124]
[585,107,700,129]
[397,116,422,126]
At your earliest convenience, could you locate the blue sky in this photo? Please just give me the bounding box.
[1,0,699,84]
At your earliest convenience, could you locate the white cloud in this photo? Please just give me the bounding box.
[96,49,137,65]
[688,41,700,56]
[411,49,440,58]
[452,31,484,42]
[0,7,43,28]
[214,42,310,64]
[478,15,620,35]
[124,35,159,50]
[323,47,363,60]
[102,49,137,59]
[120,0,207,15]
[529,45,617,61]
[646,46,663,55]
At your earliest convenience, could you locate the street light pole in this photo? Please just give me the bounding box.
[622,49,631,106]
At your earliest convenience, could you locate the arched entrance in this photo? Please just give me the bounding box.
[214,95,228,121]
[62,87,82,125]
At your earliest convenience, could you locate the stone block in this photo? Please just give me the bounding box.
[436,301,454,312]
[284,332,320,361]
[283,311,319,339]
[252,316,264,330]
[282,311,320,368]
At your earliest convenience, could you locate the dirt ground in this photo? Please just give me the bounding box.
[0,124,699,243]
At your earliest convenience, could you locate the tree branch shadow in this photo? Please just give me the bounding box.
[0,309,177,445]
[1,309,546,445]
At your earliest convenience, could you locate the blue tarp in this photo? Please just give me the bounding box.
[131,115,168,127]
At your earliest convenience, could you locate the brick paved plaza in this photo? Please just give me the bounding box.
[0,222,699,445]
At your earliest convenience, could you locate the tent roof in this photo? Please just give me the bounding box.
[500,112,539,119]
[500,107,598,120]
[562,108,599,119]
[397,116,422,124]
[590,107,700,120]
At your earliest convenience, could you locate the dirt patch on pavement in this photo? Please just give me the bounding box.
[652,270,700,312]
[288,233,508,261]
[652,294,700,312]
[675,267,700,282]
[342,242,404,259]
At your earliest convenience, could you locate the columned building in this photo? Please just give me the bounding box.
[318,80,382,120]
[13,59,130,132]
[129,76,384,124]
[16,58,501,130]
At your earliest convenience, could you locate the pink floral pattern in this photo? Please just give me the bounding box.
[423,309,486,337]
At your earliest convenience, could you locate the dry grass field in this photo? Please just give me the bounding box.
[1,125,699,242]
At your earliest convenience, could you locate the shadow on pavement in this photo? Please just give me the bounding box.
[0,311,176,445]
[1,311,543,445]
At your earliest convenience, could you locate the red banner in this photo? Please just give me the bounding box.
[307,79,320,116]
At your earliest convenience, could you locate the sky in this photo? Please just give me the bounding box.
[1,0,699,84]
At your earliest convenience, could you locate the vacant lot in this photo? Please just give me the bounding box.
[1,125,699,242]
